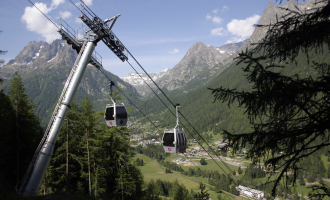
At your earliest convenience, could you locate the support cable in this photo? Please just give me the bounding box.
[98,63,246,195]
[126,60,176,116]
[29,0,257,195]
[122,49,261,196]
[123,52,242,184]
[28,0,58,29]
[97,66,238,199]
[97,68,164,135]
[65,0,243,187]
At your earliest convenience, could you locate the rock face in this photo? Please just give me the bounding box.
[216,41,244,56]
[0,39,139,125]
[154,42,225,92]
[121,41,243,96]
[222,0,323,65]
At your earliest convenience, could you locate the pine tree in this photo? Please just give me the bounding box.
[238,166,243,174]
[200,158,207,165]
[80,96,97,196]
[8,72,42,189]
[144,179,161,200]
[0,90,16,194]
[0,30,7,84]
[194,182,209,200]
[45,101,83,194]
[210,0,330,197]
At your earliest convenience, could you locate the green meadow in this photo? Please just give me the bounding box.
[134,153,248,200]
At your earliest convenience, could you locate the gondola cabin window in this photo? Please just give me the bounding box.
[163,132,175,147]
[105,107,115,120]
[116,106,127,119]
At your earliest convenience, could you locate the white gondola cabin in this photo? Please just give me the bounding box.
[104,103,127,127]
[162,103,187,153]
[104,81,128,127]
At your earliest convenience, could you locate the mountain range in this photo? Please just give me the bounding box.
[120,41,244,96]
[0,0,320,129]
[0,39,139,125]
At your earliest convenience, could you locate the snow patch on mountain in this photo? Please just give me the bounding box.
[120,69,171,86]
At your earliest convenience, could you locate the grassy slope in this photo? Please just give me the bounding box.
[134,153,247,200]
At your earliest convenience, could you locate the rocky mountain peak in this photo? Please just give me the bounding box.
[216,41,244,55]
[9,41,48,65]
[281,0,299,10]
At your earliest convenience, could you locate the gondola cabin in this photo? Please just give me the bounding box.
[162,103,187,154]
[104,103,127,127]
[162,128,187,153]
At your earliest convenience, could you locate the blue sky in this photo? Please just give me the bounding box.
[1,0,286,77]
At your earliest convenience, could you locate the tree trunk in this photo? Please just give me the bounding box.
[86,128,91,196]
[94,162,98,197]
[106,132,114,194]
[66,119,69,193]
[16,102,19,190]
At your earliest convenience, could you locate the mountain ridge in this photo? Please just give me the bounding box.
[120,41,244,96]
[0,39,140,126]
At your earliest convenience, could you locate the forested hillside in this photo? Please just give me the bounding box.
[131,44,329,137]
[0,39,140,126]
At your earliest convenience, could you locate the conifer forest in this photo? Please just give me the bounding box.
[1,0,330,200]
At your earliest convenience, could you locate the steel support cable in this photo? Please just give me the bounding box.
[123,52,243,184]
[185,157,235,200]
[97,68,164,135]
[99,66,236,199]
[122,51,263,196]
[79,0,98,18]
[126,60,177,118]
[100,52,255,200]
[124,48,237,173]
[124,49,176,108]
[70,1,254,194]
[122,63,250,194]
[122,53,244,182]
[25,0,243,197]
[28,0,58,29]
[100,58,239,187]
[178,110,238,176]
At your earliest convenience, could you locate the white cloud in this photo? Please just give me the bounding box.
[226,37,244,44]
[59,11,72,19]
[211,27,226,36]
[212,16,223,24]
[227,14,261,39]
[21,2,59,43]
[212,8,219,14]
[51,0,65,8]
[168,49,179,54]
[75,17,81,23]
[222,6,229,11]
[83,0,93,6]
[206,14,223,25]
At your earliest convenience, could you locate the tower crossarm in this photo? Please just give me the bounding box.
[79,8,128,62]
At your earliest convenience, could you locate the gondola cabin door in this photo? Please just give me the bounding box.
[162,129,177,153]
[104,104,127,127]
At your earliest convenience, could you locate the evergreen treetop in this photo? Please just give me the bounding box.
[210,0,330,197]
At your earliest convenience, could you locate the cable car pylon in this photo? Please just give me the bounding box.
[162,103,187,154]
[19,0,129,196]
